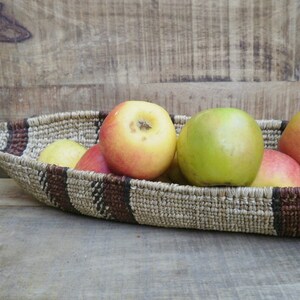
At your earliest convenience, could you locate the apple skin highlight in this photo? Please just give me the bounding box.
[99,101,177,180]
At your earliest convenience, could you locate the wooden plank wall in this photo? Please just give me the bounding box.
[0,0,299,122]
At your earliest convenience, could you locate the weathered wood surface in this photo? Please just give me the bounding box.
[1,179,300,299]
[0,82,300,121]
[0,0,300,121]
[1,0,299,85]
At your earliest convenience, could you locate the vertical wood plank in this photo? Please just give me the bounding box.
[294,0,300,80]
[1,82,300,121]
[158,0,193,82]
[0,0,299,87]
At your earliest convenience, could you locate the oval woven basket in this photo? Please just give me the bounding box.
[0,111,299,237]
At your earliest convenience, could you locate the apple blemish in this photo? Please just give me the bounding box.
[137,120,152,131]
[129,120,152,133]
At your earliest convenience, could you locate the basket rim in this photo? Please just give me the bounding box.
[0,109,286,127]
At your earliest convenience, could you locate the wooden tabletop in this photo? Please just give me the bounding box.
[1,178,299,299]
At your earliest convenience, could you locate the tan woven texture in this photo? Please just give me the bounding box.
[0,111,298,237]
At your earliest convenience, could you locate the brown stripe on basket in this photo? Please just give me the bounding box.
[4,119,29,156]
[40,165,80,214]
[272,187,300,237]
[91,181,112,219]
[99,176,137,224]
[279,120,289,134]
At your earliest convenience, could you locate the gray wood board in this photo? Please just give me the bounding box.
[1,180,300,299]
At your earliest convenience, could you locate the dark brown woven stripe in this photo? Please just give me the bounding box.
[91,181,112,220]
[280,120,289,134]
[272,188,282,236]
[41,165,80,214]
[170,114,176,124]
[272,188,300,237]
[4,119,29,156]
[102,176,137,224]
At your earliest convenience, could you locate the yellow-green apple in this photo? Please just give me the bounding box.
[99,100,177,180]
[251,149,300,187]
[177,108,264,187]
[278,112,300,164]
[75,143,111,174]
[38,139,87,168]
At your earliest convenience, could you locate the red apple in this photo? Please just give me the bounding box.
[251,149,300,187]
[99,100,177,180]
[75,143,111,174]
[278,112,300,164]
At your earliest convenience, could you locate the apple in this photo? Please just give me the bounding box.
[99,100,177,180]
[165,153,189,185]
[38,139,87,168]
[251,149,300,187]
[75,143,111,174]
[278,112,300,164]
[177,108,264,187]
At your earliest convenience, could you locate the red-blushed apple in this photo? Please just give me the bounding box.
[38,139,87,168]
[251,149,300,187]
[99,100,177,180]
[278,111,300,164]
[75,143,111,174]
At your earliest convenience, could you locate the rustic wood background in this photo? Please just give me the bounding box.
[0,0,299,123]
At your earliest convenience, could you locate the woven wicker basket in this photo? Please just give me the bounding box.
[0,111,299,237]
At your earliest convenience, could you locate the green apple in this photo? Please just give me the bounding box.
[177,108,264,187]
[38,139,87,168]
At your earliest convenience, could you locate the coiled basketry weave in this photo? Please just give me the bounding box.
[0,111,299,237]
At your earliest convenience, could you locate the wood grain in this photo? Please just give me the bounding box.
[0,82,300,121]
[0,178,42,205]
[1,179,300,299]
[0,0,299,88]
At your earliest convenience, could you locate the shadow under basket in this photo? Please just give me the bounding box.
[0,111,299,237]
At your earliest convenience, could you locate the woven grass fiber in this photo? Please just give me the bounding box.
[0,111,299,237]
